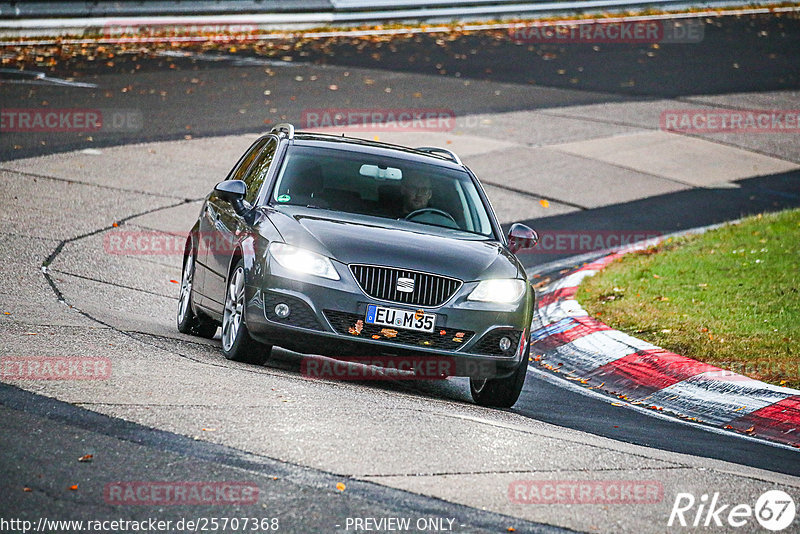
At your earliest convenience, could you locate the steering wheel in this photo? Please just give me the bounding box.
[404,208,458,225]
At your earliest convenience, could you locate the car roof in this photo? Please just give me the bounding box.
[280,132,466,170]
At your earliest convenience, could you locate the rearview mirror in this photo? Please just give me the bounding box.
[359,164,402,180]
[214,180,248,214]
[507,223,538,254]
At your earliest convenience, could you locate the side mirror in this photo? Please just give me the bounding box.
[507,223,538,254]
[214,180,248,215]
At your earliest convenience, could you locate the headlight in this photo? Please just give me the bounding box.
[269,243,340,280]
[467,279,526,303]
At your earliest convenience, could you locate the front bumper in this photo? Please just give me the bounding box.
[244,261,532,379]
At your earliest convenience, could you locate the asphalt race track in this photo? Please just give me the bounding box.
[1,11,799,533]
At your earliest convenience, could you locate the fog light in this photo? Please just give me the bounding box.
[499,336,512,352]
[274,303,290,318]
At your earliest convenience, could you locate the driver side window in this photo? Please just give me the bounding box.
[242,137,278,205]
[228,138,268,183]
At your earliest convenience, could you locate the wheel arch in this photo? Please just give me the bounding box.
[182,221,201,266]
[225,233,260,282]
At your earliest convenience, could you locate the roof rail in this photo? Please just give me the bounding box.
[415,146,462,165]
[270,123,295,139]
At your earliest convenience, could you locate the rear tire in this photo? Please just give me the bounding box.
[177,250,218,339]
[221,260,271,365]
[470,345,529,408]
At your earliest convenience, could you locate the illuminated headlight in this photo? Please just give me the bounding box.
[467,279,526,304]
[269,243,340,280]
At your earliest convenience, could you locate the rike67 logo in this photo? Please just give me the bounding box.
[668,490,795,531]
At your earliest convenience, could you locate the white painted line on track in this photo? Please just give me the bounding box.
[154,50,307,68]
[0,68,98,88]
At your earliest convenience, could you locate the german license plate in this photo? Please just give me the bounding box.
[365,304,435,333]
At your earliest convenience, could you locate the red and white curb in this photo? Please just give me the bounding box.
[529,244,800,448]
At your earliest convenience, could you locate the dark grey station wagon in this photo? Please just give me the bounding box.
[178,123,539,407]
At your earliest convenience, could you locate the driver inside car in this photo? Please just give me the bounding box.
[399,174,433,216]
[391,173,460,229]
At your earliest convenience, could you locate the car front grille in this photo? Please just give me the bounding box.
[349,264,462,307]
[323,310,474,351]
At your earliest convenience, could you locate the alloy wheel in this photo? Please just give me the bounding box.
[222,266,245,351]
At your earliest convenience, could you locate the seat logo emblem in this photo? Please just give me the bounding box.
[396,277,415,293]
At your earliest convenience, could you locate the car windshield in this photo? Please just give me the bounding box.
[271,145,495,237]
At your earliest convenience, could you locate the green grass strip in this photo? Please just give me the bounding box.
[577,208,800,388]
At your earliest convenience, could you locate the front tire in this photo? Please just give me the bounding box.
[221,260,271,365]
[177,251,218,338]
[470,346,529,408]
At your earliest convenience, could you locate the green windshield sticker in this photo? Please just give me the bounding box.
[277,194,291,203]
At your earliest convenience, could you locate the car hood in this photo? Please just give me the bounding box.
[264,206,520,281]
